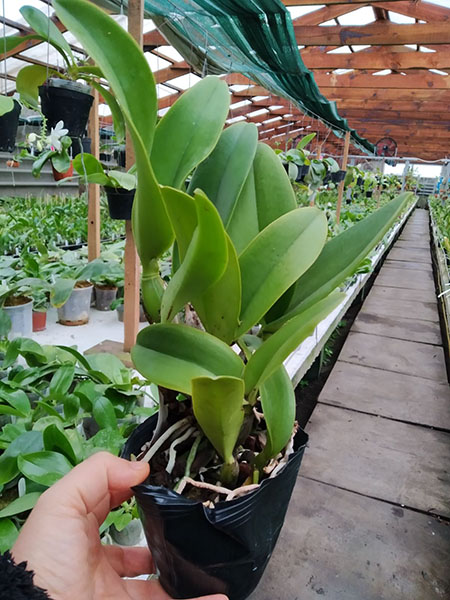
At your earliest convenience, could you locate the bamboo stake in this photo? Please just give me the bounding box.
[123,0,142,352]
[336,130,351,225]
[87,87,100,261]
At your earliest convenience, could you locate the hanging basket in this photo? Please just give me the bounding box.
[39,79,93,140]
[331,170,346,183]
[0,99,21,152]
[105,186,135,220]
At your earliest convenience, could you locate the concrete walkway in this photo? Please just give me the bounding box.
[252,209,450,600]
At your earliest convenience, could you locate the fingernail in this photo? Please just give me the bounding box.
[129,460,148,471]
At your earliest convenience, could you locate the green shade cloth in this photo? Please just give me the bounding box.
[93,0,375,154]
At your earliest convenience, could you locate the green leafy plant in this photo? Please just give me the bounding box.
[53,0,413,494]
[72,153,136,190]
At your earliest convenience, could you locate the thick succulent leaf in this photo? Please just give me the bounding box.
[131,324,244,394]
[226,168,259,255]
[162,186,197,261]
[3,34,39,55]
[73,152,104,177]
[53,0,173,272]
[0,96,14,117]
[244,291,345,394]
[17,64,50,109]
[227,142,297,254]
[161,189,228,322]
[193,235,241,344]
[192,376,245,464]
[256,365,295,468]
[237,207,328,337]
[188,122,258,226]
[20,6,74,66]
[152,76,230,189]
[264,193,412,332]
[296,133,316,150]
[91,82,125,144]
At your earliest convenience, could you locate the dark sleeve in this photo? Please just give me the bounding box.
[0,551,52,600]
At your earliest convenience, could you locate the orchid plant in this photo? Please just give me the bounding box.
[52,0,413,492]
[17,119,72,178]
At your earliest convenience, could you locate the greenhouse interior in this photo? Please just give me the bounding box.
[0,0,449,598]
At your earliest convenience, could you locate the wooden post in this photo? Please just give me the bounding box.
[336,130,351,225]
[123,0,142,352]
[87,87,100,261]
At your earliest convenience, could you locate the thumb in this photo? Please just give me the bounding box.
[43,451,149,524]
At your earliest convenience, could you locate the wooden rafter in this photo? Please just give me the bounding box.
[302,50,450,71]
[294,23,450,46]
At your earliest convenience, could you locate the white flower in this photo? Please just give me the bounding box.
[46,120,69,152]
[27,133,37,144]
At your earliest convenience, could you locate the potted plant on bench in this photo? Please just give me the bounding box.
[53,1,414,599]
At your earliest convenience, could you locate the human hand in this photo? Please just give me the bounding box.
[12,452,227,600]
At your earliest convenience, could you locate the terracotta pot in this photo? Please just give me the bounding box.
[52,161,73,181]
[32,310,47,332]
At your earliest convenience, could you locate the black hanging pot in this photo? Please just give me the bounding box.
[105,186,135,220]
[323,172,332,184]
[366,190,373,198]
[295,164,310,182]
[331,169,346,183]
[71,136,92,157]
[122,414,309,600]
[39,79,93,140]
[356,176,364,187]
[0,99,20,152]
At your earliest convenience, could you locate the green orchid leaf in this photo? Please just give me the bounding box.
[0,519,19,553]
[265,193,412,331]
[2,34,39,55]
[93,396,117,430]
[0,431,43,486]
[244,291,345,394]
[0,389,30,418]
[0,95,14,117]
[32,149,57,178]
[237,206,328,337]
[0,308,11,338]
[18,451,72,487]
[91,82,125,144]
[62,394,80,421]
[73,152,104,177]
[49,364,75,400]
[161,188,228,323]
[192,376,245,464]
[152,76,230,189]
[296,133,316,150]
[188,122,258,226]
[43,424,77,465]
[131,323,244,394]
[108,171,135,190]
[51,149,71,174]
[20,5,74,67]
[0,492,41,519]
[50,278,76,308]
[193,235,241,344]
[227,142,297,254]
[53,0,173,294]
[256,365,295,468]
[16,64,49,108]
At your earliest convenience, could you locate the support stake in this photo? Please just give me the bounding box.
[87,87,100,261]
[123,0,143,352]
[336,131,351,226]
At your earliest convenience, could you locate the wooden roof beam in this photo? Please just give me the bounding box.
[282,0,405,5]
[153,61,190,84]
[302,50,450,70]
[294,23,450,46]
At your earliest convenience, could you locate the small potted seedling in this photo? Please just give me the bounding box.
[91,262,124,311]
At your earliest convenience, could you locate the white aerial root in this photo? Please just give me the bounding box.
[269,423,299,479]
[225,484,260,501]
[165,427,197,474]
[176,476,233,497]
[140,417,192,463]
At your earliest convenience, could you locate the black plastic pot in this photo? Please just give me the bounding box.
[39,79,93,140]
[0,99,20,151]
[331,169,346,183]
[105,187,135,220]
[323,172,332,184]
[366,190,373,198]
[122,414,309,600]
[72,137,92,157]
[356,176,364,187]
[295,164,309,182]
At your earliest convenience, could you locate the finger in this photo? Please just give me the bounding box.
[103,545,155,577]
[124,579,229,600]
[43,452,149,524]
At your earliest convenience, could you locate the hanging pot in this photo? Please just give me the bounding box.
[0,99,21,152]
[356,176,364,187]
[71,136,92,158]
[57,281,93,326]
[94,284,118,311]
[295,164,309,182]
[32,310,47,332]
[3,297,33,339]
[52,161,73,181]
[122,414,309,600]
[105,187,135,220]
[331,169,346,183]
[39,79,93,140]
